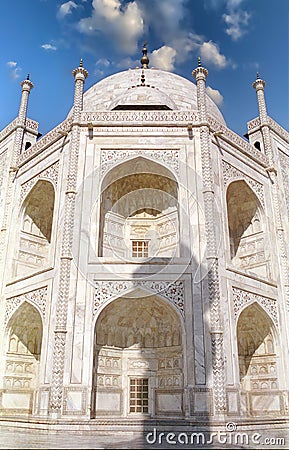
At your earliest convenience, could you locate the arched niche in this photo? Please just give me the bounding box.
[99,157,179,259]
[3,302,43,414]
[237,303,278,393]
[91,294,184,418]
[14,180,55,277]
[226,180,270,277]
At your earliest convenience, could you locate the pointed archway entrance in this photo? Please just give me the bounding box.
[91,293,184,418]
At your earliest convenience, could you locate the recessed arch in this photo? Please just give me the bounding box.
[98,157,180,259]
[91,294,184,418]
[3,302,43,414]
[226,179,270,277]
[237,302,279,393]
[14,179,55,277]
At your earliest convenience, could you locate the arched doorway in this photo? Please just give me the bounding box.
[14,180,55,277]
[91,294,184,418]
[2,302,43,414]
[226,180,270,277]
[99,158,179,259]
[237,303,281,416]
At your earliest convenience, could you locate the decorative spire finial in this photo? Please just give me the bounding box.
[256,72,260,79]
[198,56,201,67]
[140,41,149,69]
[27,73,30,80]
[79,58,83,67]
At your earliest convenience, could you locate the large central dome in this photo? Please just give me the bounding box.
[82,68,226,125]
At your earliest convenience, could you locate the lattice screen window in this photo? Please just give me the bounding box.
[129,378,149,413]
[132,240,149,258]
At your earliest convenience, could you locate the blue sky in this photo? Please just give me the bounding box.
[0,0,288,137]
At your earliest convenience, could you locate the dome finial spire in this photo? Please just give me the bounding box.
[79,58,83,68]
[198,56,201,67]
[140,41,149,69]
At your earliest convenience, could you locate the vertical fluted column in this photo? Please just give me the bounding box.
[253,77,289,413]
[14,77,34,158]
[0,77,34,288]
[253,77,289,344]
[193,59,226,414]
[49,61,88,416]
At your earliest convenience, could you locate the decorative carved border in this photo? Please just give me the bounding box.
[5,286,48,326]
[63,387,87,416]
[280,152,289,219]
[0,118,18,144]
[222,160,265,208]
[268,117,289,144]
[93,280,184,317]
[190,387,214,416]
[82,110,199,124]
[20,160,59,204]
[100,148,180,177]
[232,286,278,327]
[247,117,261,132]
[17,117,72,166]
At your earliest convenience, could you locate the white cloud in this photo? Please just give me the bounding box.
[57,1,78,19]
[150,45,177,71]
[200,41,228,69]
[6,61,22,79]
[206,86,224,106]
[41,44,57,51]
[223,9,250,40]
[78,0,144,54]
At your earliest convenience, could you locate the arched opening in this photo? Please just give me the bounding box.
[237,303,282,416]
[14,180,55,277]
[99,158,179,259]
[91,294,184,418]
[226,180,270,277]
[2,302,43,414]
[237,303,278,391]
[254,141,261,151]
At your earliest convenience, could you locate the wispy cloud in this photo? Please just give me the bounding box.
[6,61,22,79]
[57,1,78,19]
[223,9,250,40]
[206,86,224,106]
[94,57,112,76]
[41,43,57,51]
[78,0,144,54]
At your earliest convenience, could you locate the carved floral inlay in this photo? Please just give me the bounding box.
[93,280,184,316]
[222,160,265,208]
[20,161,59,203]
[5,286,48,325]
[100,149,180,176]
[232,287,278,326]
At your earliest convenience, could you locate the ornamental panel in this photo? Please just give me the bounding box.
[93,280,184,317]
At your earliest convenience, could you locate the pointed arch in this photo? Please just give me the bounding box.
[237,302,279,393]
[226,179,270,277]
[14,179,55,277]
[91,293,184,418]
[2,302,43,414]
[98,157,180,258]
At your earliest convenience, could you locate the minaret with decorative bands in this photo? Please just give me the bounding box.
[253,74,289,370]
[193,57,226,414]
[0,75,34,294]
[49,60,88,416]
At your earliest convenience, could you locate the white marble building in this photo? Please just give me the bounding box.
[1,44,289,426]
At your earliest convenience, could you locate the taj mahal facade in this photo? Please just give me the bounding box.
[1,45,289,430]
